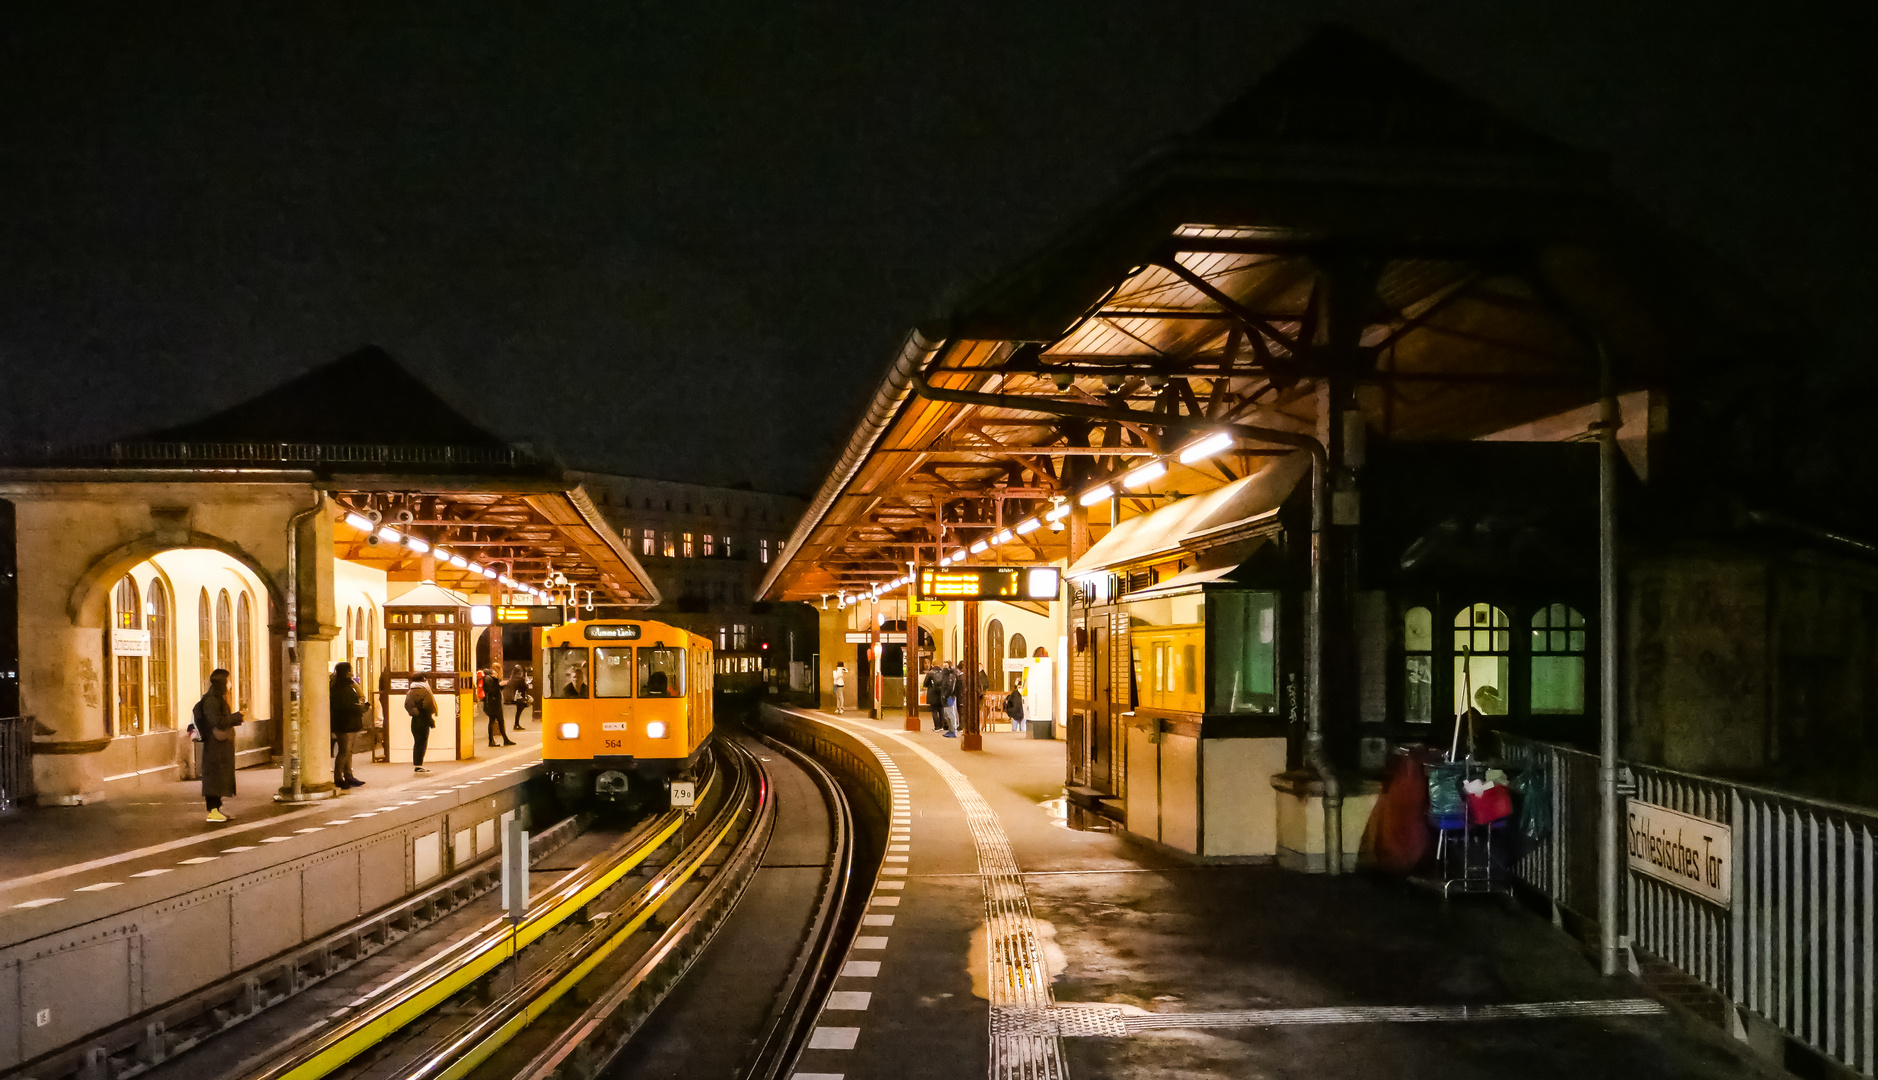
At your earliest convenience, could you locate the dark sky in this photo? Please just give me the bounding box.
[1,3,1870,493]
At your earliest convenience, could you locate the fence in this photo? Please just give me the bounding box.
[0,716,34,813]
[0,442,538,469]
[1501,734,1878,1076]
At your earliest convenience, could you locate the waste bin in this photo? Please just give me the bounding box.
[1030,718,1055,740]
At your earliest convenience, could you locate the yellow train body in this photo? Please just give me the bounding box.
[540,618,714,805]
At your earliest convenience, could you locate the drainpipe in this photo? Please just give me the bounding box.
[908,375,1342,872]
[279,491,325,803]
[1595,346,1623,975]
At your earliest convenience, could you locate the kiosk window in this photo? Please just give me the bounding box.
[639,647,686,697]
[1211,591,1278,713]
[594,648,635,698]
[548,646,590,698]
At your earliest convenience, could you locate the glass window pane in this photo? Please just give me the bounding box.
[1405,655,1433,724]
[548,646,590,698]
[639,647,685,697]
[594,648,634,698]
[1569,630,1586,652]
[1183,643,1197,695]
[1404,607,1432,651]
[1209,591,1278,714]
[1531,655,1586,714]
[1456,655,1510,715]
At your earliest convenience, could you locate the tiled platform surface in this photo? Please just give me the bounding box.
[0,728,545,944]
[776,708,1762,1080]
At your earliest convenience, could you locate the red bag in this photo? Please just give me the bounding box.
[1465,783,1513,826]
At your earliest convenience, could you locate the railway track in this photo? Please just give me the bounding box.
[20,724,872,1080]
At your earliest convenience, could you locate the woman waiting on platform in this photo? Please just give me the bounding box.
[330,662,366,789]
[197,669,241,822]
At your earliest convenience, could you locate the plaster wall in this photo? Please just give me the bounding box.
[1627,554,1769,773]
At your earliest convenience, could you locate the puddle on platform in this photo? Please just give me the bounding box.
[1039,793,1116,833]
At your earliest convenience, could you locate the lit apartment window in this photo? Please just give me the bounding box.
[760,538,770,564]
[718,626,728,649]
[703,534,716,557]
[733,624,748,650]
[721,535,734,559]
[642,529,655,556]
[662,532,676,558]
[682,532,694,558]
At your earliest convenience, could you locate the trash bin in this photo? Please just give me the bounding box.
[1030,718,1055,740]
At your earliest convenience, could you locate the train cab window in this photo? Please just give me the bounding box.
[593,648,635,698]
[638,647,686,698]
[548,646,590,698]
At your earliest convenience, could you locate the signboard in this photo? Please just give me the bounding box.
[471,604,566,627]
[1627,800,1732,908]
[845,632,906,644]
[584,624,642,641]
[917,566,1061,602]
[669,781,696,809]
[111,629,151,657]
[914,601,948,616]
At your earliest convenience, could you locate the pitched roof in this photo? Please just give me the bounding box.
[142,346,510,448]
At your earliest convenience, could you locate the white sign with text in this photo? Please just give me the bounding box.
[1627,799,1732,908]
[112,629,150,657]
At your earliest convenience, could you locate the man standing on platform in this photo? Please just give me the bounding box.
[831,662,848,714]
[921,663,944,730]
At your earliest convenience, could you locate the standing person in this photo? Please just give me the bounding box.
[831,662,848,714]
[197,668,241,822]
[921,663,944,731]
[941,662,961,738]
[406,676,437,773]
[504,663,529,731]
[1005,679,1027,734]
[483,667,514,747]
[330,662,366,789]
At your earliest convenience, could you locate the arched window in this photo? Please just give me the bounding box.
[198,589,213,689]
[1454,603,1511,716]
[236,592,254,712]
[1403,606,1433,725]
[146,579,172,731]
[216,589,233,677]
[113,576,143,736]
[1530,603,1588,714]
[985,620,1005,692]
[1009,633,1027,661]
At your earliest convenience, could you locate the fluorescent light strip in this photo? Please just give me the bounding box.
[993,529,1012,544]
[1044,503,1071,522]
[1178,431,1235,465]
[1079,483,1115,506]
[969,540,989,554]
[1015,518,1041,535]
[1124,460,1167,489]
[344,512,373,532]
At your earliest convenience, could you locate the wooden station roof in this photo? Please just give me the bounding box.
[760,28,1777,602]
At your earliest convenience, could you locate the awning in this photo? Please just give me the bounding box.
[1114,564,1246,602]
[1068,452,1309,576]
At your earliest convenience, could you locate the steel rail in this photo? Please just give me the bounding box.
[407,742,763,1080]
[240,750,723,1080]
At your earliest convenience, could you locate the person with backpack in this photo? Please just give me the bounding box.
[1005,678,1027,734]
[197,668,241,822]
[406,676,438,773]
[330,662,367,789]
[940,662,961,738]
[921,663,945,730]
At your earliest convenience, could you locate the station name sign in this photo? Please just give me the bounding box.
[584,624,642,641]
[1627,799,1732,908]
[916,566,1061,602]
[470,605,566,627]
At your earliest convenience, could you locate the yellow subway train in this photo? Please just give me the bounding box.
[540,618,713,808]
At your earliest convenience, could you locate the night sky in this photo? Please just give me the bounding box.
[0,3,1870,494]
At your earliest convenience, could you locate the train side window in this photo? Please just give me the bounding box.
[638,647,685,698]
[548,646,590,698]
[593,648,634,698]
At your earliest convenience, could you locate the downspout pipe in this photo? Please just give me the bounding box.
[909,375,1342,873]
[1595,346,1623,975]
[278,489,326,804]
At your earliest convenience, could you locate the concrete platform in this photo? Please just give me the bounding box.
[771,708,1762,1080]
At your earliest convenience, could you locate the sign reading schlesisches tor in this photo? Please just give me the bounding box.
[1626,800,1732,908]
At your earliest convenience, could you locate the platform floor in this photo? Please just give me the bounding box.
[0,726,544,911]
[779,708,1761,1080]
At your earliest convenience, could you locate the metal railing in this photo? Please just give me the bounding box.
[1501,733,1878,1076]
[0,716,33,813]
[1,442,538,469]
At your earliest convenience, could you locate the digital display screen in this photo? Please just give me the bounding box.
[917,566,1060,602]
[584,623,643,641]
[472,604,566,626]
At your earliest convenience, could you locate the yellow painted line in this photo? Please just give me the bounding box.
[269,812,686,1080]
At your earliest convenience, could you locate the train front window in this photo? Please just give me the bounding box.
[638,647,685,697]
[594,648,634,698]
[548,646,590,698]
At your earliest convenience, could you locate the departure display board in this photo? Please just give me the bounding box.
[917,566,1061,602]
[470,604,566,627]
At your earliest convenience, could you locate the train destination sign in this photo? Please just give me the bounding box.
[1626,799,1732,908]
[584,624,642,641]
[917,566,1061,602]
[470,604,566,627]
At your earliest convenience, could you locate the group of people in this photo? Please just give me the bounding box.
[192,661,537,822]
[921,662,1025,738]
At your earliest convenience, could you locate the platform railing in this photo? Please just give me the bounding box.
[0,442,538,469]
[1500,733,1878,1076]
[0,715,35,813]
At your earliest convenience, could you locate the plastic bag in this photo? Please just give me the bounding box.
[1427,762,1467,823]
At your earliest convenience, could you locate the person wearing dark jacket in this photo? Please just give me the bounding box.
[330,662,367,789]
[406,677,438,773]
[1004,681,1027,733]
[197,669,240,821]
[921,665,945,730]
[504,664,530,730]
[483,668,515,747]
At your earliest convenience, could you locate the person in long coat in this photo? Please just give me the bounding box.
[198,668,240,822]
[330,662,366,789]
[406,676,437,773]
[482,668,514,747]
[503,664,530,731]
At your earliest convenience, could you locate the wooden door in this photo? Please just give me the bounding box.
[1092,624,1112,792]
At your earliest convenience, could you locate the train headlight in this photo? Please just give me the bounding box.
[645,721,668,739]
[558,722,581,740]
